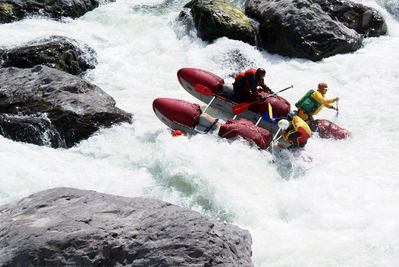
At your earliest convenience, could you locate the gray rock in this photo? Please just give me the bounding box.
[179,0,255,45]
[313,0,387,37]
[0,113,66,147]
[0,187,253,266]
[0,0,103,23]
[246,0,363,61]
[0,36,97,76]
[0,65,132,148]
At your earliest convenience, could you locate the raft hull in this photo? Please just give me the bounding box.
[310,119,352,140]
[152,98,290,149]
[153,98,222,135]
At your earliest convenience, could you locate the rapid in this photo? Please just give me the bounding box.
[1,0,399,265]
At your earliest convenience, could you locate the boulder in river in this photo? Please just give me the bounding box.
[179,0,255,45]
[0,187,254,266]
[0,36,97,76]
[0,65,132,148]
[0,0,103,23]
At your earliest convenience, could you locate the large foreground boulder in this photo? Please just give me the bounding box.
[0,0,101,23]
[179,0,255,45]
[0,65,132,148]
[0,187,253,266]
[0,36,97,76]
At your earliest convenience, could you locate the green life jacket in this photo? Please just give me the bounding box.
[295,90,321,114]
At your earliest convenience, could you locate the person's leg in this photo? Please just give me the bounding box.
[297,109,311,125]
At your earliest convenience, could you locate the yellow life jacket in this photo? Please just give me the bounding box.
[282,116,311,144]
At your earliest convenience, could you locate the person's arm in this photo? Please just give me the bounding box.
[260,81,273,94]
[312,91,337,108]
[248,75,257,94]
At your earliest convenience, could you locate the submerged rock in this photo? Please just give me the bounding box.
[0,36,97,76]
[0,65,132,148]
[179,0,255,45]
[0,187,253,266]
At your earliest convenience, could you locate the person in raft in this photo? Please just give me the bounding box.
[295,82,339,124]
[232,68,274,103]
[277,112,312,149]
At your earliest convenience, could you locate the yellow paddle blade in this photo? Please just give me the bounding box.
[268,103,273,120]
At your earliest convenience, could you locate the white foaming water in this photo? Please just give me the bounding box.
[1,0,399,265]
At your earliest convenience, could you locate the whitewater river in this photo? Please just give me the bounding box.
[1,0,399,265]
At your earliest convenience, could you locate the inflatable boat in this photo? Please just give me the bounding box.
[177,67,351,140]
[152,97,291,150]
[177,67,290,134]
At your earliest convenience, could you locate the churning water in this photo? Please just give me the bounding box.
[1,0,399,265]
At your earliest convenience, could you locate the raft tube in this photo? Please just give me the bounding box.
[153,98,275,149]
[310,119,351,139]
[153,98,221,135]
[218,118,272,149]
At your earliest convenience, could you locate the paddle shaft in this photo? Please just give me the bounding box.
[202,95,216,113]
[269,85,293,97]
[232,85,293,115]
[335,100,339,117]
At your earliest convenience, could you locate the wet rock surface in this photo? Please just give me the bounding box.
[0,36,97,76]
[0,65,132,148]
[0,187,253,266]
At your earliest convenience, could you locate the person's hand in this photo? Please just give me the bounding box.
[260,95,266,100]
[334,97,340,102]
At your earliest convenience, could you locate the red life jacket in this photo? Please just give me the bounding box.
[234,69,264,93]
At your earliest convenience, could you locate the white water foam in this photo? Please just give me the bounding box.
[1,0,399,265]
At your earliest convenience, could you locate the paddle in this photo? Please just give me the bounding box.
[195,83,213,96]
[268,103,281,155]
[268,102,273,121]
[335,99,339,117]
[195,84,216,113]
[232,98,263,115]
[232,85,293,115]
[256,103,274,126]
[270,84,293,97]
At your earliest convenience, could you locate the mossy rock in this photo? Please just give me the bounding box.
[183,0,255,44]
[0,3,17,23]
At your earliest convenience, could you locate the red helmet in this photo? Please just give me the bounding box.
[256,68,266,79]
[318,82,328,91]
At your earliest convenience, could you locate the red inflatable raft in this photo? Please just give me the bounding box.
[153,98,274,149]
[177,68,291,120]
[177,67,351,140]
